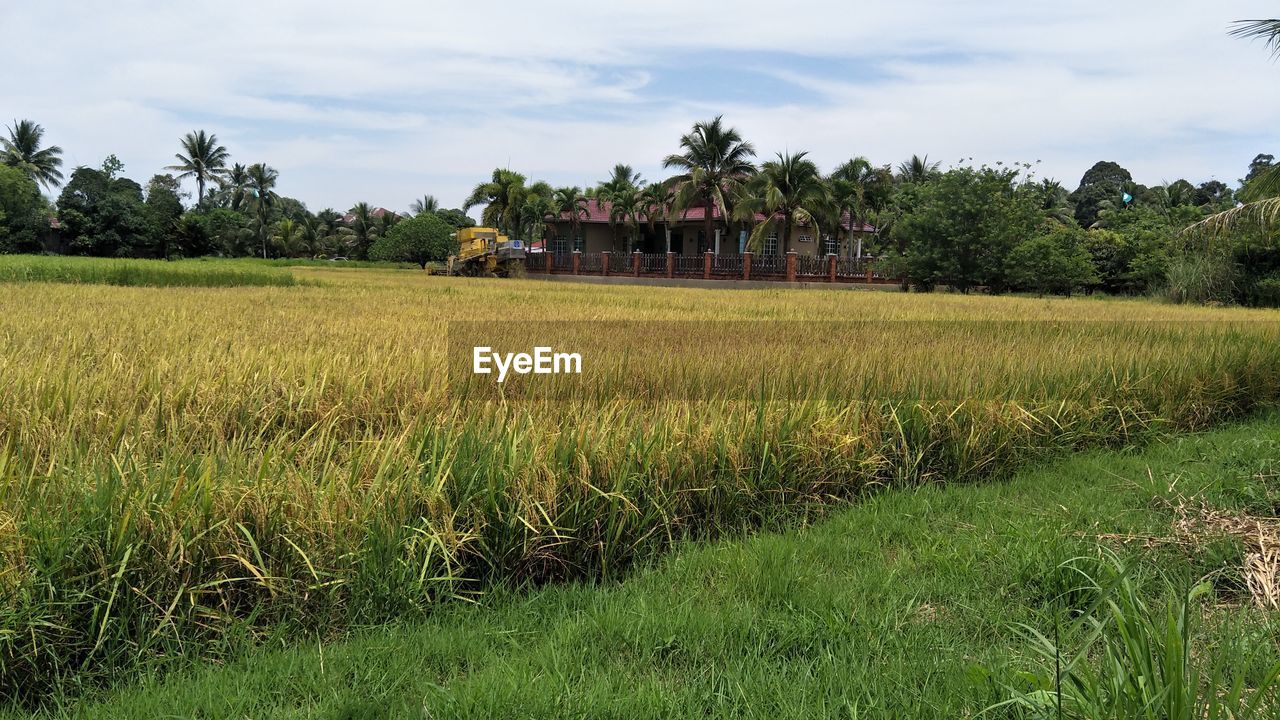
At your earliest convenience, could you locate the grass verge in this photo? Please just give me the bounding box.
[13,415,1280,719]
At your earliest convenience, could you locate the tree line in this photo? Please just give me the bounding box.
[0,126,473,266]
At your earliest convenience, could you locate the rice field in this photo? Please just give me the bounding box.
[2,261,1280,705]
[0,255,300,287]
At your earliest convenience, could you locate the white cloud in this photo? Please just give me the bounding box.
[2,0,1277,214]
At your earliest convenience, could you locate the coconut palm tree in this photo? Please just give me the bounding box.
[607,186,643,253]
[2,119,64,190]
[377,210,401,238]
[896,154,940,183]
[1185,16,1280,243]
[829,157,876,257]
[166,130,230,207]
[737,151,831,255]
[552,186,590,252]
[215,163,251,212]
[410,195,439,215]
[272,218,302,257]
[663,116,757,252]
[597,164,645,197]
[463,169,527,235]
[1230,17,1280,56]
[640,182,675,251]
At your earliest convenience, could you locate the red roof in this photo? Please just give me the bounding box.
[552,199,874,232]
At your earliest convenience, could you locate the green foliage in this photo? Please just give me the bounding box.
[895,166,1041,292]
[144,174,187,258]
[1070,161,1134,228]
[1007,224,1098,296]
[368,213,456,267]
[1163,254,1238,305]
[56,164,151,257]
[431,207,475,230]
[994,552,1280,720]
[0,165,46,254]
[176,208,250,257]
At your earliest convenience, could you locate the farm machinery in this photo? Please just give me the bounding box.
[448,227,528,277]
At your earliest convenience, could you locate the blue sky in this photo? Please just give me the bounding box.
[3,1,1278,215]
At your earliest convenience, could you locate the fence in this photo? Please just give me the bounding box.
[523,251,893,285]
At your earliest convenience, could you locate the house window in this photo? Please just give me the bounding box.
[764,231,779,256]
[574,233,584,252]
[552,235,569,254]
[798,233,812,244]
[823,235,838,255]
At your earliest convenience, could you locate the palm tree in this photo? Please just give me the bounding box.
[377,210,401,238]
[597,164,645,197]
[272,218,302,257]
[737,151,831,255]
[1036,179,1077,226]
[244,164,279,258]
[663,116,757,252]
[551,186,589,252]
[640,182,675,251]
[896,154,940,183]
[166,130,230,207]
[2,119,63,190]
[463,169,527,235]
[215,163,251,211]
[1187,17,1280,243]
[516,181,554,242]
[347,202,379,258]
[410,195,439,215]
[607,186,643,253]
[829,157,876,257]
[1230,17,1280,56]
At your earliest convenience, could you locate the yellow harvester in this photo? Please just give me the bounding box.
[448,227,528,277]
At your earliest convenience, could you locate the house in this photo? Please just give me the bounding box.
[545,199,875,258]
[339,207,409,224]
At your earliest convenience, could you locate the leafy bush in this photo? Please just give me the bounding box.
[895,166,1041,293]
[1006,225,1098,296]
[368,213,456,268]
[993,552,1280,719]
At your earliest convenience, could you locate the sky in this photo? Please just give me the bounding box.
[3,1,1278,216]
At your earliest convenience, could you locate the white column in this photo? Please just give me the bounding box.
[714,228,721,256]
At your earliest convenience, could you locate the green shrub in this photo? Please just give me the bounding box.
[368,214,456,268]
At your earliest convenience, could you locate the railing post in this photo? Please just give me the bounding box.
[572,250,581,276]
[632,250,641,277]
[666,251,674,279]
[544,249,553,273]
[786,251,797,283]
[602,251,611,277]
[827,253,836,283]
[743,251,752,281]
[703,250,713,279]
[865,261,873,284]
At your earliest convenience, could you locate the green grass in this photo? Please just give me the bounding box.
[0,255,300,287]
[214,256,427,270]
[15,415,1279,719]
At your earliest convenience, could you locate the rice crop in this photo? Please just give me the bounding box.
[0,255,299,287]
[1,266,1279,705]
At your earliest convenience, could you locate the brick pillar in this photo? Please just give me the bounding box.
[827,253,836,283]
[632,250,641,277]
[865,261,873,283]
[786,251,797,283]
[743,251,753,281]
[572,250,581,275]
[544,249,553,273]
[703,251,713,279]
[602,251,611,277]
[666,251,675,278]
